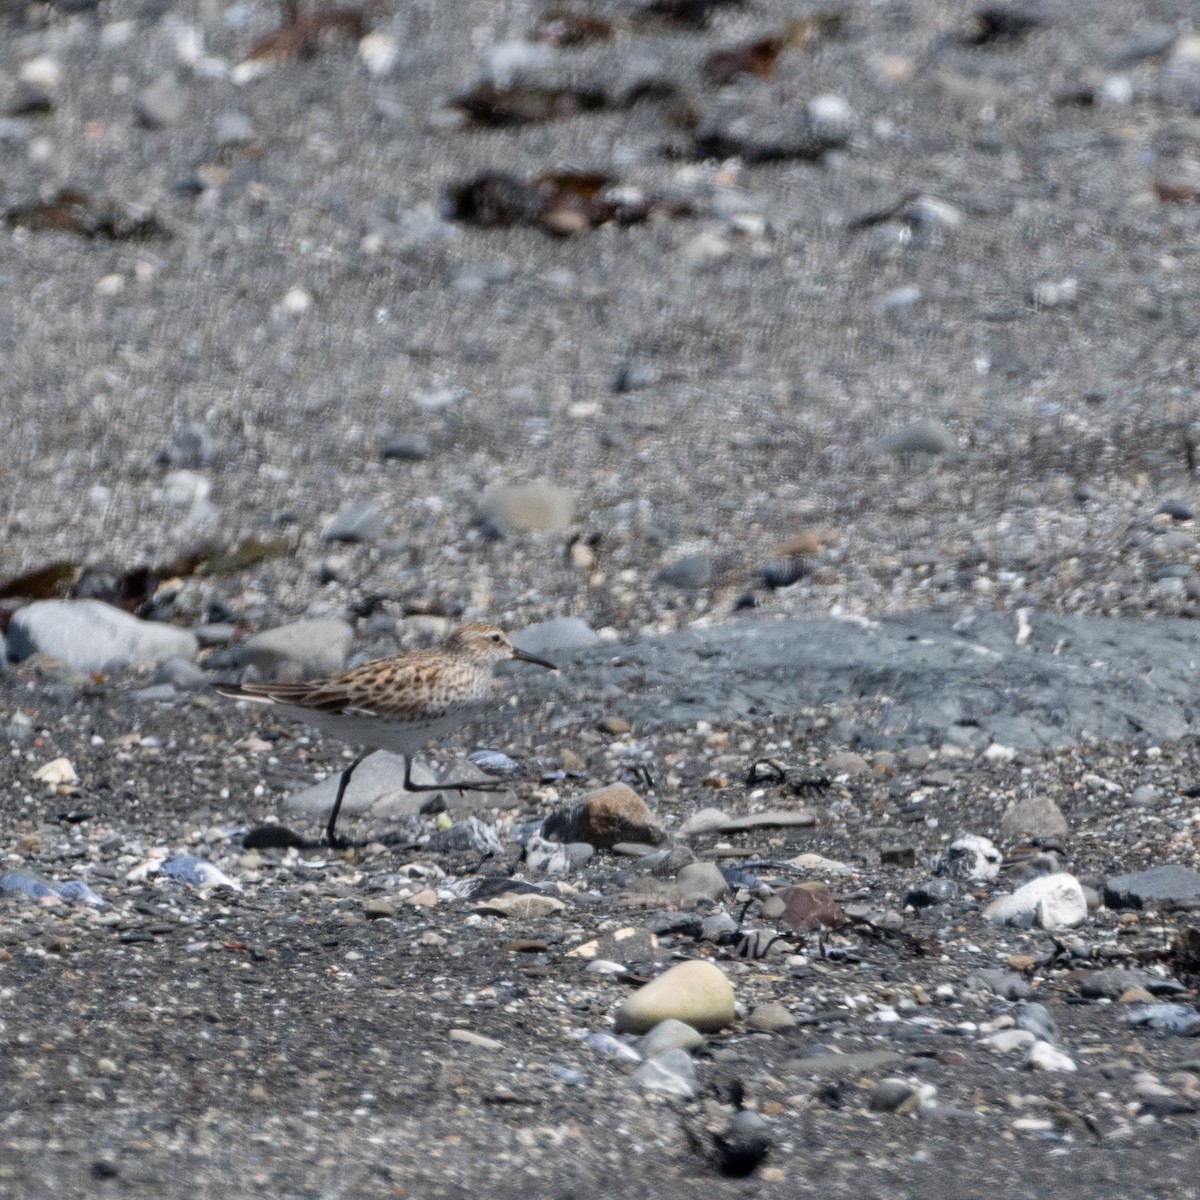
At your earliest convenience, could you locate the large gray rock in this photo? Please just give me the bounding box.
[6,600,197,671]
[511,617,600,657]
[285,751,512,821]
[241,618,354,682]
[516,613,1200,750]
[1104,866,1200,910]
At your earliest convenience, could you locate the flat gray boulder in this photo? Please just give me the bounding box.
[6,599,197,671]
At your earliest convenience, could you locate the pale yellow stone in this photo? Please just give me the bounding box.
[614,960,735,1034]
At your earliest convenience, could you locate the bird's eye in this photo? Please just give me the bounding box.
[490,632,502,643]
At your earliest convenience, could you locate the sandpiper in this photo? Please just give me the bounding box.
[217,622,556,846]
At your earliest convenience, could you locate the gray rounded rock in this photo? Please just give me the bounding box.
[7,600,198,671]
[241,618,354,682]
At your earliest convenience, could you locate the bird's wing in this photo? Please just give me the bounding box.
[215,649,454,719]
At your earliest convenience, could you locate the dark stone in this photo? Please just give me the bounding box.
[1104,866,1200,911]
[904,879,959,908]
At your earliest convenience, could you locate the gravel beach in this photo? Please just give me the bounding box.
[4,0,1200,1194]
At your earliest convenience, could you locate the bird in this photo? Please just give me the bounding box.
[216,622,557,847]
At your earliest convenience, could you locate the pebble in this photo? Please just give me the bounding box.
[679,807,731,837]
[541,783,666,849]
[380,433,431,461]
[747,1003,796,1032]
[639,1018,705,1057]
[1026,1041,1077,1072]
[656,555,713,590]
[628,1048,697,1097]
[675,862,730,904]
[614,960,735,1035]
[873,418,955,456]
[448,1029,504,1051]
[476,893,566,919]
[477,484,575,534]
[322,503,386,544]
[241,617,354,681]
[159,422,216,469]
[788,1049,904,1078]
[984,872,1087,929]
[136,73,186,129]
[513,617,600,656]
[983,1029,1037,1055]
[156,856,241,891]
[905,879,959,908]
[7,600,198,671]
[33,756,78,785]
[825,750,871,775]
[1000,795,1069,841]
[364,898,396,919]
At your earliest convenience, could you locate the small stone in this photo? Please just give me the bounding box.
[904,879,959,908]
[747,1002,796,1032]
[983,1029,1036,1055]
[718,810,818,831]
[449,1029,504,1051]
[541,784,666,849]
[676,862,730,904]
[364,898,396,919]
[476,893,566,919]
[1000,795,1069,842]
[874,418,955,456]
[679,807,730,837]
[158,422,216,469]
[33,757,78,786]
[614,960,735,1035]
[322,502,386,543]
[380,433,431,461]
[825,750,871,775]
[628,1047,697,1097]
[640,1018,705,1058]
[868,1078,916,1113]
[880,845,916,868]
[213,111,255,146]
[1026,1041,1076,1072]
[597,715,631,735]
[136,73,186,128]
[241,618,354,681]
[478,483,575,533]
[512,617,600,657]
[656,555,713,590]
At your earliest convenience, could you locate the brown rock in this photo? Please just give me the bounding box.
[542,783,666,849]
[597,715,631,735]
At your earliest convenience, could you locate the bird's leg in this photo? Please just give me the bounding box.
[326,748,371,848]
[402,756,507,793]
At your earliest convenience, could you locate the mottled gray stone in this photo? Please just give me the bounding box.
[7,600,198,671]
[1000,795,1069,841]
[241,618,354,681]
[1104,865,1200,910]
[322,503,386,543]
[874,417,955,456]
